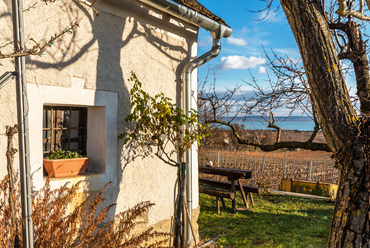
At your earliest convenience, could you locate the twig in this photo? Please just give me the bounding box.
[75,0,100,16]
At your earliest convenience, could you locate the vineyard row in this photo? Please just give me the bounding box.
[198,149,338,190]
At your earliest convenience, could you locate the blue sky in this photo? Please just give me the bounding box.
[196,0,304,116]
[196,0,358,117]
[197,0,299,91]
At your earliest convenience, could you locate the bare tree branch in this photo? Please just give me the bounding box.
[337,0,370,20]
[267,112,281,143]
[197,51,329,152]
[205,118,331,152]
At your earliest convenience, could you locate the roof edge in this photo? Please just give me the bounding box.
[138,0,232,37]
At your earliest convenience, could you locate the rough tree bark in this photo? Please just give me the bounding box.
[281,0,370,246]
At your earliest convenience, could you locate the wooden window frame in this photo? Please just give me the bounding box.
[43,106,87,156]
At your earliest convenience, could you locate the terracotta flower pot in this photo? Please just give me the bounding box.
[43,157,91,178]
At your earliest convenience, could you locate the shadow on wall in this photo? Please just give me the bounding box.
[26,0,196,240]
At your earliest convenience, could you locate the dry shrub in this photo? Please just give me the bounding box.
[0,176,171,247]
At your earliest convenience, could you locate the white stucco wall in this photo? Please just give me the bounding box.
[0,0,200,227]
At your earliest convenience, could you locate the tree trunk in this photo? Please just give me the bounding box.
[330,140,369,246]
[281,0,370,246]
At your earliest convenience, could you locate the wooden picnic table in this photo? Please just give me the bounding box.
[199,166,252,213]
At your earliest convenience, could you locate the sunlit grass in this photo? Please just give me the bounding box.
[198,192,334,247]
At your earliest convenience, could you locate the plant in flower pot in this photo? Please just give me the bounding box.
[43,150,91,178]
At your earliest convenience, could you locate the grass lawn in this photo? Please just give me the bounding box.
[198,192,334,247]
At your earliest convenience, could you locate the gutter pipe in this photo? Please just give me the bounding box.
[137,0,232,38]
[12,0,34,247]
[183,31,225,246]
[137,0,232,246]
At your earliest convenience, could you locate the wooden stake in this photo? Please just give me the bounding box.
[183,196,198,248]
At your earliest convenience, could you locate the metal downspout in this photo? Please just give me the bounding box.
[136,0,232,246]
[183,29,225,246]
[12,0,34,247]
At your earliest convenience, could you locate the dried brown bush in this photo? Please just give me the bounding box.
[0,176,170,247]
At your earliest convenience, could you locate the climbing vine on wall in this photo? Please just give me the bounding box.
[119,71,209,247]
[119,71,209,166]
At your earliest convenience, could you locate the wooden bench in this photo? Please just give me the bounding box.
[199,166,254,213]
[199,187,235,214]
[199,178,264,208]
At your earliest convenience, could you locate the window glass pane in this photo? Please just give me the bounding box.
[71,110,80,127]
[70,129,78,139]
[44,106,87,155]
[62,129,69,140]
[56,111,63,128]
[43,143,51,152]
[43,130,51,140]
[63,110,70,127]
[55,110,70,128]
[43,109,52,128]
[61,140,69,151]
[70,142,79,150]
[54,130,62,150]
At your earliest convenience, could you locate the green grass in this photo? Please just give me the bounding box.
[198,192,334,247]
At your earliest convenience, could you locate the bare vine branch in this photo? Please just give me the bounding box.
[0,0,100,66]
[0,23,79,63]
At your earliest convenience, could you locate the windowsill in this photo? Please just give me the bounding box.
[44,171,106,181]
[41,168,114,193]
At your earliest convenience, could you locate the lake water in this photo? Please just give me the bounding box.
[239,121,315,131]
[216,119,315,131]
[216,116,316,131]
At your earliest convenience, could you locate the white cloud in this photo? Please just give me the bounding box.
[216,55,266,71]
[227,37,248,46]
[258,66,267,74]
[258,11,284,23]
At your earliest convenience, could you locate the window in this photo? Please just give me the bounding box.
[43,106,87,157]
[28,83,117,184]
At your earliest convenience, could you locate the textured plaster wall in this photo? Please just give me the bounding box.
[0,0,200,228]
[0,0,20,180]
